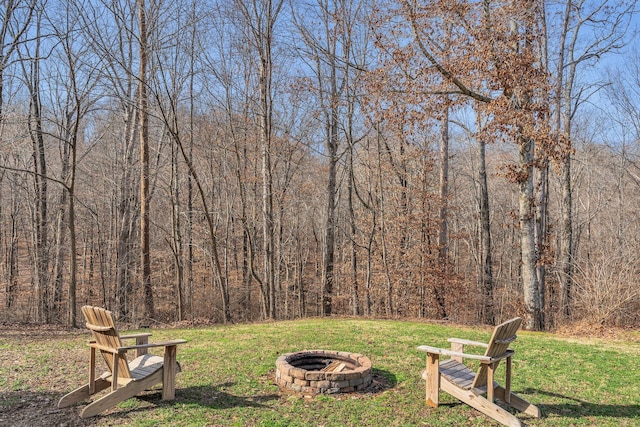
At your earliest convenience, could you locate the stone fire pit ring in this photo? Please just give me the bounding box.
[275,350,372,394]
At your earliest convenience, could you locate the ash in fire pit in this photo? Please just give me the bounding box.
[275,350,372,395]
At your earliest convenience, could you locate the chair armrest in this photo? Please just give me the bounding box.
[120,333,153,341]
[447,338,489,348]
[120,332,153,357]
[482,349,515,363]
[417,345,491,361]
[117,339,187,353]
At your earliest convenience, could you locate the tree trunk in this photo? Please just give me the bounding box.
[534,161,549,327]
[170,142,185,321]
[556,0,574,320]
[138,0,154,320]
[115,106,138,319]
[477,134,495,325]
[347,149,360,316]
[3,185,19,313]
[323,102,338,317]
[519,137,542,330]
[560,156,573,317]
[52,139,70,319]
[67,161,78,327]
[238,0,283,320]
[260,57,276,319]
[438,105,449,260]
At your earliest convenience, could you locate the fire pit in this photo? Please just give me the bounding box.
[275,350,372,395]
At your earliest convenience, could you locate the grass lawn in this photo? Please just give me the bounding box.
[1,318,639,426]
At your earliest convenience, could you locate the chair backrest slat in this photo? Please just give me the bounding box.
[471,317,521,389]
[81,305,132,379]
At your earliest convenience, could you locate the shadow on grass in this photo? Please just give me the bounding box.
[0,383,278,424]
[93,382,279,422]
[133,381,279,409]
[368,368,397,393]
[522,388,640,419]
[8,370,395,424]
[0,390,96,426]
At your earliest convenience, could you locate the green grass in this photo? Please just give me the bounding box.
[1,318,639,426]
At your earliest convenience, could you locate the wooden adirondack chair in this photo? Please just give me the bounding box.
[417,317,541,427]
[58,305,187,418]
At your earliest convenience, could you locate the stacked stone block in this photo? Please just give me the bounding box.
[275,350,373,395]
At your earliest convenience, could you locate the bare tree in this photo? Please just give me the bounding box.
[204,0,262,321]
[76,0,141,320]
[18,5,50,322]
[0,1,36,316]
[46,2,101,326]
[235,0,284,319]
[137,0,154,320]
[292,0,341,316]
[293,0,371,316]
[151,1,232,323]
[548,0,635,322]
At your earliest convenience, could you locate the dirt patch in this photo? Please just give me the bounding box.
[0,390,98,427]
[553,320,640,342]
[0,324,91,426]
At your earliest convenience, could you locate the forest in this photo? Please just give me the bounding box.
[0,0,638,331]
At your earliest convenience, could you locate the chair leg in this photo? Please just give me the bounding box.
[494,385,541,418]
[424,353,440,408]
[79,372,162,418]
[162,345,177,400]
[58,378,110,408]
[441,379,522,427]
[80,386,140,418]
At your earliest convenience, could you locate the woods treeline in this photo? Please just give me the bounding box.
[1,0,638,330]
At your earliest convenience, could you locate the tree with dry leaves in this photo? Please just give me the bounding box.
[371,0,559,329]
